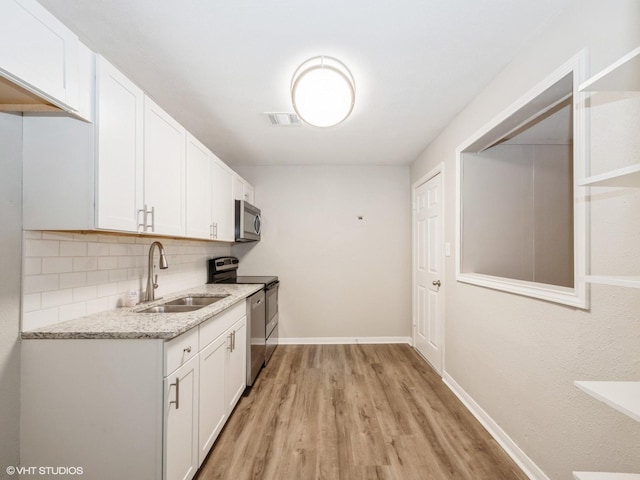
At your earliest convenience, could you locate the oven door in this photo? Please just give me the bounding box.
[265,318,278,364]
[264,280,279,364]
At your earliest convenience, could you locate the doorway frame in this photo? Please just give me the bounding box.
[411,162,445,375]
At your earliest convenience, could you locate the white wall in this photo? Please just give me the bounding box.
[462,144,573,287]
[411,1,640,478]
[232,165,411,341]
[0,112,22,476]
[22,231,231,331]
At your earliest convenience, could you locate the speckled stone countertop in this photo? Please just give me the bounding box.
[21,284,263,340]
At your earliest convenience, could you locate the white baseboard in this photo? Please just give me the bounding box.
[443,372,550,480]
[278,336,412,345]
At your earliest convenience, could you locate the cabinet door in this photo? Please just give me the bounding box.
[211,158,234,242]
[96,56,144,232]
[164,356,199,480]
[198,336,227,466]
[225,317,247,412]
[232,176,255,204]
[144,96,186,236]
[186,134,213,240]
[0,0,78,110]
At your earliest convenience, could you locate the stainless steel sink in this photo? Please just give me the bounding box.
[137,295,229,313]
[138,305,204,313]
[163,295,229,307]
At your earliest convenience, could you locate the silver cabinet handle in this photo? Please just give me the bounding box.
[183,346,191,353]
[148,206,155,233]
[137,207,147,233]
[228,332,233,351]
[170,377,180,410]
[210,224,214,239]
[232,330,236,351]
[432,280,441,287]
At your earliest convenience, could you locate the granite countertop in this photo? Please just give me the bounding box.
[21,283,263,340]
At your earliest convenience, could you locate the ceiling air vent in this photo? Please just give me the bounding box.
[265,112,301,126]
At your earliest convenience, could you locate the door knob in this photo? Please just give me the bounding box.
[432,280,441,287]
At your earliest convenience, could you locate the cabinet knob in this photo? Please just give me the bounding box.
[432,280,441,287]
[183,346,191,353]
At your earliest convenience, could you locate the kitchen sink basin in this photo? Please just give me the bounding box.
[162,295,229,307]
[137,295,229,313]
[138,305,204,313]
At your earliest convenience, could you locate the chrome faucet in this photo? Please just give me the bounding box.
[145,241,168,302]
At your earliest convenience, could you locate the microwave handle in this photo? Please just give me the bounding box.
[254,214,262,235]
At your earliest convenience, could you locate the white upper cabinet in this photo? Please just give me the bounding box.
[144,96,186,236]
[211,158,234,242]
[233,175,255,204]
[0,0,79,111]
[186,133,214,240]
[96,56,144,232]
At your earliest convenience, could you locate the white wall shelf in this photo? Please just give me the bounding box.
[579,45,640,92]
[574,473,640,480]
[575,381,640,423]
[579,164,640,188]
[585,276,640,289]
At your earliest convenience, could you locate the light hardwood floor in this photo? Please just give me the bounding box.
[196,344,528,480]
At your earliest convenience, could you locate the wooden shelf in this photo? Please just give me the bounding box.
[579,164,640,187]
[579,46,640,92]
[575,381,640,423]
[586,276,640,288]
[574,473,640,480]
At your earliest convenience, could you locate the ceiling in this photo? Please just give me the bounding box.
[39,0,576,167]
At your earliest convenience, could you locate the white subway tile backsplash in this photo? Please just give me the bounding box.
[97,282,118,298]
[41,289,73,308]
[23,274,59,294]
[108,269,128,283]
[87,270,110,285]
[25,239,59,257]
[59,272,87,289]
[72,285,98,302]
[23,258,42,275]
[109,244,129,256]
[87,242,110,257]
[97,234,119,244]
[24,231,42,240]
[42,257,74,274]
[23,293,41,313]
[98,257,118,270]
[73,257,98,272]
[22,230,231,330]
[60,241,87,257]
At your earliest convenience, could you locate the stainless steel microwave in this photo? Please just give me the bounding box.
[235,200,261,242]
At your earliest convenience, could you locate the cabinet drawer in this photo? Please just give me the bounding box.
[164,327,199,376]
[199,301,246,349]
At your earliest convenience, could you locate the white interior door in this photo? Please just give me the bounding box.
[413,173,443,373]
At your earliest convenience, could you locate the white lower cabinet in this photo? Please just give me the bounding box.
[165,356,199,480]
[198,315,247,466]
[226,318,247,411]
[198,335,227,464]
[21,301,248,480]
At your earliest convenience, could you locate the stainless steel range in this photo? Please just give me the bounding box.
[207,256,279,387]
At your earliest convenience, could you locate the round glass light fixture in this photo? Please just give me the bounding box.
[291,56,355,128]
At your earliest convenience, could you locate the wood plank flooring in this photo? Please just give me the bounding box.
[196,344,528,480]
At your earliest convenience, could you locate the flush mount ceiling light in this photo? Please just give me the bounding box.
[291,56,355,128]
